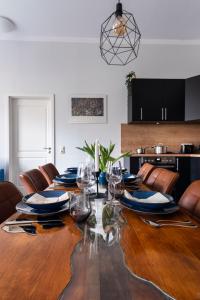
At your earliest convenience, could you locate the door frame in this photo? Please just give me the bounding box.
[5,94,55,182]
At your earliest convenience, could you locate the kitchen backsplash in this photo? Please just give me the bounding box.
[121,123,200,153]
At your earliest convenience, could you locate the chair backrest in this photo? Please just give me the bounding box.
[0,181,22,223]
[178,180,200,218]
[19,169,48,194]
[137,163,155,183]
[39,163,59,185]
[145,167,179,194]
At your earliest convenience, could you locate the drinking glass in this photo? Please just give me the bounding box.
[76,162,96,191]
[69,193,91,223]
[106,161,122,205]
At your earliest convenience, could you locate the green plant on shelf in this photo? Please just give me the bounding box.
[125,71,136,86]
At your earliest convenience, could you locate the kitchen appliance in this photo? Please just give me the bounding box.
[139,156,178,172]
[152,144,168,154]
[136,147,146,154]
[180,143,194,154]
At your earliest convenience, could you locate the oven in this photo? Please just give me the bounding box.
[139,156,179,172]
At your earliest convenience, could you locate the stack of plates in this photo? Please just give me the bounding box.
[120,190,179,214]
[16,190,70,216]
[53,173,77,186]
[122,173,142,190]
[64,167,78,174]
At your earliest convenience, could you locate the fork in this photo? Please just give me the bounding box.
[141,218,198,228]
[151,219,192,224]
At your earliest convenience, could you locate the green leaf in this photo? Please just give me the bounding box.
[76,141,131,172]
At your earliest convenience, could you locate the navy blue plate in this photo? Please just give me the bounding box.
[22,190,69,211]
[16,201,69,216]
[121,190,174,210]
[54,173,77,184]
[120,199,179,215]
[65,167,78,174]
[123,173,139,182]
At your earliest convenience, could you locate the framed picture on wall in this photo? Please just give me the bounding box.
[69,94,107,123]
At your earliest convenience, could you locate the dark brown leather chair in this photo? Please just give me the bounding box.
[145,167,179,194]
[19,169,48,194]
[178,180,200,218]
[39,163,59,185]
[0,181,22,223]
[137,163,155,183]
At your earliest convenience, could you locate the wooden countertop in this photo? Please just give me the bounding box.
[130,153,200,157]
[0,185,200,299]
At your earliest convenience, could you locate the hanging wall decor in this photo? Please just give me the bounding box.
[69,94,107,123]
[100,1,141,66]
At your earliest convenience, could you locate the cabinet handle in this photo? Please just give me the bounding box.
[165,108,167,120]
[176,157,179,172]
[139,157,143,168]
[140,107,143,120]
[161,108,164,120]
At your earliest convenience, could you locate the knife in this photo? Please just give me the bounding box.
[5,219,62,225]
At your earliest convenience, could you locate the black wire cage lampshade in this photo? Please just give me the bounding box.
[100,1,141,66]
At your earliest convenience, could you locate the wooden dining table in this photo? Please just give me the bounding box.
[0,185,200,300]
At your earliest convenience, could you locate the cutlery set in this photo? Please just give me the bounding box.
[2,218,65,235]
[140,217,198,228]
[5,219,62,226]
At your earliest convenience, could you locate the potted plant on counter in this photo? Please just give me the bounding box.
[77,141,131,185]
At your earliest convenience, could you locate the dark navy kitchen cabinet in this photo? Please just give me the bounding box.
[128,79,163,121]
[163,79,185,121]
[128,78,185,122]
[185,75,200,121]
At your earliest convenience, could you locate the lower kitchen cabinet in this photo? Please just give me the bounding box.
[190,158,200,181]
[175,157,191,199]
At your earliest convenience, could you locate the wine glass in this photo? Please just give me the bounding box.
[70,162,95,223]
[106,161,113,201]
[76,162,96,194]
[107,161,122,205]
[69,193,91,223]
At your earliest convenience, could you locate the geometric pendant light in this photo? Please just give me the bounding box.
[0,16,15,33]
[100,1,141,65]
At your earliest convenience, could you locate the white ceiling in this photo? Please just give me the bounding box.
[0,0,200,41]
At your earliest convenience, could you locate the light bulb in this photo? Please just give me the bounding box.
[113,16,127,37]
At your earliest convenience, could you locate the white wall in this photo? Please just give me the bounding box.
[0,40,200,175]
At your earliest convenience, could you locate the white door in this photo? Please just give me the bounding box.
[8,95,54,192]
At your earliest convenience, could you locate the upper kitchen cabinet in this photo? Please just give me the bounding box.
[163,79,185,121]
[185,75,200,121]
[128,79,163,121]
[128,78,185,122]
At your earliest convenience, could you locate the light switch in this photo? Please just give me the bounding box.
[60,146,65,154]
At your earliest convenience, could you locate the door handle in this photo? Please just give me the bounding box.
[43,147,51,154]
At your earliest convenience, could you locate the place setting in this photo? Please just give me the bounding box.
[1,190,70,235]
